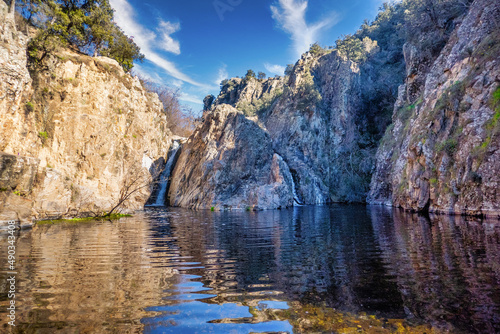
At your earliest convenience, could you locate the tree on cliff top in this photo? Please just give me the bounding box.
[99,26,144,71]
[244,69,256,81]
[18,0,143,71]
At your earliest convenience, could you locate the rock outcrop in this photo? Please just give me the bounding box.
[0,0,32,132]
[263,51,367,204]
[0,0,171,225]
[369,0,500,217]
[169,104,294,210]
[180,50,370,208]
[169,0,499,216]
[0,152,39,226]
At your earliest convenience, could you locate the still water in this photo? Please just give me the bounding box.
[1,205,499,333]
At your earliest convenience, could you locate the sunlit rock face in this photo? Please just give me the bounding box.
[0,1,31,121]
[182,50,367,209]
[263,51,366,204]
[0,0,172,223]
[0,153,39,226]
[369,0,500,217]
[169,104,294,210]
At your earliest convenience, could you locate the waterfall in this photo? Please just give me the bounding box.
[276,154,303,206]
[147,141,181,207]
[289,171,303,206]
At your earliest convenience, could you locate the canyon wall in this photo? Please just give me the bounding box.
[369,0,500,217]
[169,49,380,210]
[0,0,171,225]
[169,0,499,216]
[169,104,294,210]
[2,0,499,217]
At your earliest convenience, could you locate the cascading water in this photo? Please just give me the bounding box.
[289,172,303,206]
[276,154,303,206]
[147,141,181,207]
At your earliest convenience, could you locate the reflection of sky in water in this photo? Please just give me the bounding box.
[143,270,293,333]
[0,205,499,333]
[143,301,293,334]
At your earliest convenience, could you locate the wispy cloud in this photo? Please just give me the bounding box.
[264,63,286,76]
[180,92,203,105]
[132,65,202,106]
[271,0,339,57]
[214,64,228,86]
[171,79,184,88]
[131,64,162,83]
[157,20,181,55]
[109,0,207,88]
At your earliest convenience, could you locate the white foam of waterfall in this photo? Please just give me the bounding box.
[289,172,303,206]
[276,154,303,206]
[147,141,180,207]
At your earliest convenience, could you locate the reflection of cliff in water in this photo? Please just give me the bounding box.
[0,216,177,333]
[166,206,500,332]
[0,206,499,333]
[167,206,404,316]
[370,208,500,333]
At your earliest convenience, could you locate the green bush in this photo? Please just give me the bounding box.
[22,0,143,71]
[237,89,283,117]
[437,138,458,156]
[309,42,331,57]
[38,131,48,140]
[296,71,321,111]
[25,101,34,112]
[244,70,256,81]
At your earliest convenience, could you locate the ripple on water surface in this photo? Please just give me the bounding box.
[0,205,499,333]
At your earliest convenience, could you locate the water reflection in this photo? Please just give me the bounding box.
[0,205,499,333]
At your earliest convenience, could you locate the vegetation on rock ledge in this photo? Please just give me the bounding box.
[15,0,144,71]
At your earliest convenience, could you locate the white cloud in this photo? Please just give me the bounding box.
[271,0,339,57]
[131,64,162,83]
[109,0,207,88]
[171,79,184,88]
[214,64,228,86]
[264,63,286,76]
[180,92,203,105]
[157,20,181,55]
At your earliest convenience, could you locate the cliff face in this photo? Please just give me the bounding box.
[177,50,372,209]
[169,104,294,210]
[0,0,171,224]
[170,0,499,215]
[264,51,368,204]
[369,0,500,217]
[169,50,369,210]
[0,1,31,129]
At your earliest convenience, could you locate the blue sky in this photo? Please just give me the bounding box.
[109,0,385,112]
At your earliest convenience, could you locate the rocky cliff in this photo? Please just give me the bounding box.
[263,51,369,204]
[369,0,500,217]
[170,0,499,216]
[171,49,379,209]
[169,104,294,210]
[0,0,171,225]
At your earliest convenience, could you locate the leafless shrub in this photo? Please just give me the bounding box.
[134,74,200,137]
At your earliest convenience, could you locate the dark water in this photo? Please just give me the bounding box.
[1,205,499,333]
